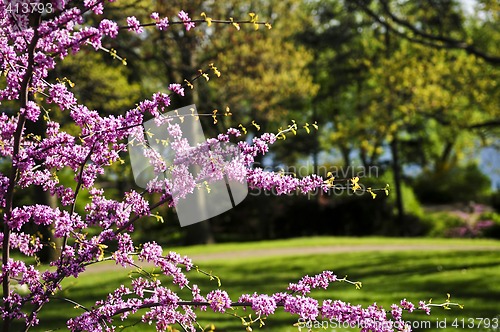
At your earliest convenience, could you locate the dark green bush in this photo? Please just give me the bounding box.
[422,212,464,237]
[413,163,491,204]
[491,190,500,213]
[422,208,500,239]
[480,212,500,239]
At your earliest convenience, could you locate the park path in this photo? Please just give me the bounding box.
[85,243,500,274]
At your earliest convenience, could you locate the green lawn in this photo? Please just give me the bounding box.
[27,237,500,331]
[167,236,500,256]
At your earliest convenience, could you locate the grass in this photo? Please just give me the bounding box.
[167,236,500,257]
[17,237,500,331]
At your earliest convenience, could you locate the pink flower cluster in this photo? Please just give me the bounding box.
[288,270,338,295]
[150,12,169,31]
[178,10,196,31]
[206,290,232,313]
[66,269,430,332]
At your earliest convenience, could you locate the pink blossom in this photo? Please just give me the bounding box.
[126,16,143,34]
[168,83,185,96]
[178,10,195,31]
[20,101,41,122]
[99,19,119,38]
[206,290,232,313]
[151,12,169,30]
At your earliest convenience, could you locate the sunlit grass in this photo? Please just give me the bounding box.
[167,236,500,257]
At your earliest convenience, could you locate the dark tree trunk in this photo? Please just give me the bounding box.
[34,190,61,263]
[26,108,61,263]
[340,145,351,168]
[385,23,405,231]
[177,30,215,245]
[391,138,405,227]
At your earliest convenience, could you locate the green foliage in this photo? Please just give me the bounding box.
[423,213,466,238]
[205,0,319,136]
[421,206,500,239]
[480,212,500,239]
[298,0,499,219]
[55,50,142,114]
[414,163,492,204]
[379,170,424,219]
[468,0,500,59]
[491,190,500,213]
[29,0,499,243]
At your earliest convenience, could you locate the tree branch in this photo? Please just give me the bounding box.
[355,0,500,65]
[467,120,500,130]
[2,13,42,332]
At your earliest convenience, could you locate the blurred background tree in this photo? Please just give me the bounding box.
[25,0,500,246]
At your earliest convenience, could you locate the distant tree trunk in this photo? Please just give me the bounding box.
[391,138,405,227]
[340,145,351,168]
[312,105,319,176]
[27,115,61,262]
[436,140,454,172]
[35,191,60,263]
[360,148,370,170]
[385,24,405,229]
[177,31,215,245]
[184,221,215,245]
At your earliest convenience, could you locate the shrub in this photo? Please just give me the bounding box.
[424,205,499,238]
[414,163,491,204]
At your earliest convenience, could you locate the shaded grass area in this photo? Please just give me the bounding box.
[167,236,500,256]
[26,238,500,331]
